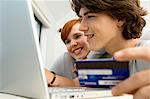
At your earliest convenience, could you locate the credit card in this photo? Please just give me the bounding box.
[75,59,129,88]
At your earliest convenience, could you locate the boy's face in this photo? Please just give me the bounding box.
[79,7,124,52]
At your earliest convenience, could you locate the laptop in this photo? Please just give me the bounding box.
[0,1,49,99]
[0,1,112,99]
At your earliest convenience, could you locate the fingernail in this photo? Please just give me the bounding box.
[114,51,124,60]
[115,51,124,57]
[112,87,117,96]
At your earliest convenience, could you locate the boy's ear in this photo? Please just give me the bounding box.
[117,20,124,28]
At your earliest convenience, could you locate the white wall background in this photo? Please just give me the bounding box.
[44,0,77,68]
[141,0,150,39]
[39,0,150,68]
[39,0,77,68]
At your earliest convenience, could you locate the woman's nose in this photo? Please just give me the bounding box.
[70,40,78,47]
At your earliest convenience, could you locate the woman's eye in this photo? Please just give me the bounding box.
[74,35,81,39]
[64,40,70,44]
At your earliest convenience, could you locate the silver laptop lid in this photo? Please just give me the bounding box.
[0,1,49,99]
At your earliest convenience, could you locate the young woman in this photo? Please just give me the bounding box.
[49,19,90,80]
[46,19,100,87]
[45,19,89,87]
[71,0,150,98]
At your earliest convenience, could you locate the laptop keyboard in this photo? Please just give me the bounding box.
[48,87,112,99]
[48,87,87,93]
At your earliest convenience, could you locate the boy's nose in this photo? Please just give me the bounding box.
[79,21,88,32]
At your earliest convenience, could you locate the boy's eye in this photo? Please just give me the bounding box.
[79,17,82,21]
[64,40,70,44]
[87,15,95,19]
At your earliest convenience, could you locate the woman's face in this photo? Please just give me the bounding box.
[79,7,123,52]
[65,23,89,59]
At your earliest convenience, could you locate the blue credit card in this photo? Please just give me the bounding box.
[75,59,129,88]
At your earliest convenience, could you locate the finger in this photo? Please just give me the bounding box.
[133,85,150,99]
[73,78,80,86]
[112,69,150,96]
[114,47,150,62]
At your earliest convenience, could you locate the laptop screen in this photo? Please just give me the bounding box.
[0,1,49,99]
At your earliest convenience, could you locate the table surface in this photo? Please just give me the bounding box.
[0,93,133,99]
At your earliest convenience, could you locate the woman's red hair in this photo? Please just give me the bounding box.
[60,19,81,43]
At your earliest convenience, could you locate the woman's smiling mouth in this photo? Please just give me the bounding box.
[73,47,83,55]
